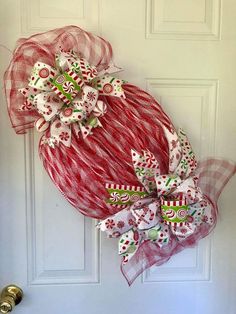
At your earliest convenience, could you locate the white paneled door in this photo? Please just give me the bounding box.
[1,1,236,314]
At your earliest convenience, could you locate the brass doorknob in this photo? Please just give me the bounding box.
[0,285,23,313]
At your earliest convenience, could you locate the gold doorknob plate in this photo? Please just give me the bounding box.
[0,285,23,314]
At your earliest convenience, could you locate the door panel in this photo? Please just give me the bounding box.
[0,1,236,313]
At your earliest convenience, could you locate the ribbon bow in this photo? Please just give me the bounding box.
[19,51,125,147]
[99,128,214,263]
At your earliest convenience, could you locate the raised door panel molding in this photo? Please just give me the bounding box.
[143,78,217,282]
[146,0,221,40]
[25,133,100,285]
[143,237,211,282]
[146,78,218,158]
[20,0,100,34]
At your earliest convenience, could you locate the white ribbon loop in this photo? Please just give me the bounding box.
[101,128,210,264]
[19,51,125,147]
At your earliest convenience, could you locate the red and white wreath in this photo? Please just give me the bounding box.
[4,26,235,285]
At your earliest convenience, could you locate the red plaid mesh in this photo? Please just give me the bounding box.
[197,158,236,206]
[4,25,113,134]
[121,158,236,285]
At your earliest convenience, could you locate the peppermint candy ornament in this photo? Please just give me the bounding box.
[110,192,120,202]
[130,193,141,203]
[93,100,107,117]
[62,81,75,93]
[120,193,130,203]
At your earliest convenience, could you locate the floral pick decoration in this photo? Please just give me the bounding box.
[19,50,125,147]
[100,128,212,263]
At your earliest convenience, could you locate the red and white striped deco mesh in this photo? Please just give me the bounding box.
[39,84,172,219]
[4,26,172,219]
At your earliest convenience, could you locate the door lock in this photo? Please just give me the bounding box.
[0,285,23,313]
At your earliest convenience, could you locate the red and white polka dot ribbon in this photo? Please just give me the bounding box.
[100,129,208,263]
[19,51,125,147]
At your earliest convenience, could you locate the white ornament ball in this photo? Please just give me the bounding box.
[93,100,107,117]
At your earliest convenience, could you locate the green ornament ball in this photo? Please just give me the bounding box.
[126,244,137,254]
[148,229,158,240]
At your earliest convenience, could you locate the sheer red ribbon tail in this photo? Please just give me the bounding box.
[121,158,236,286]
